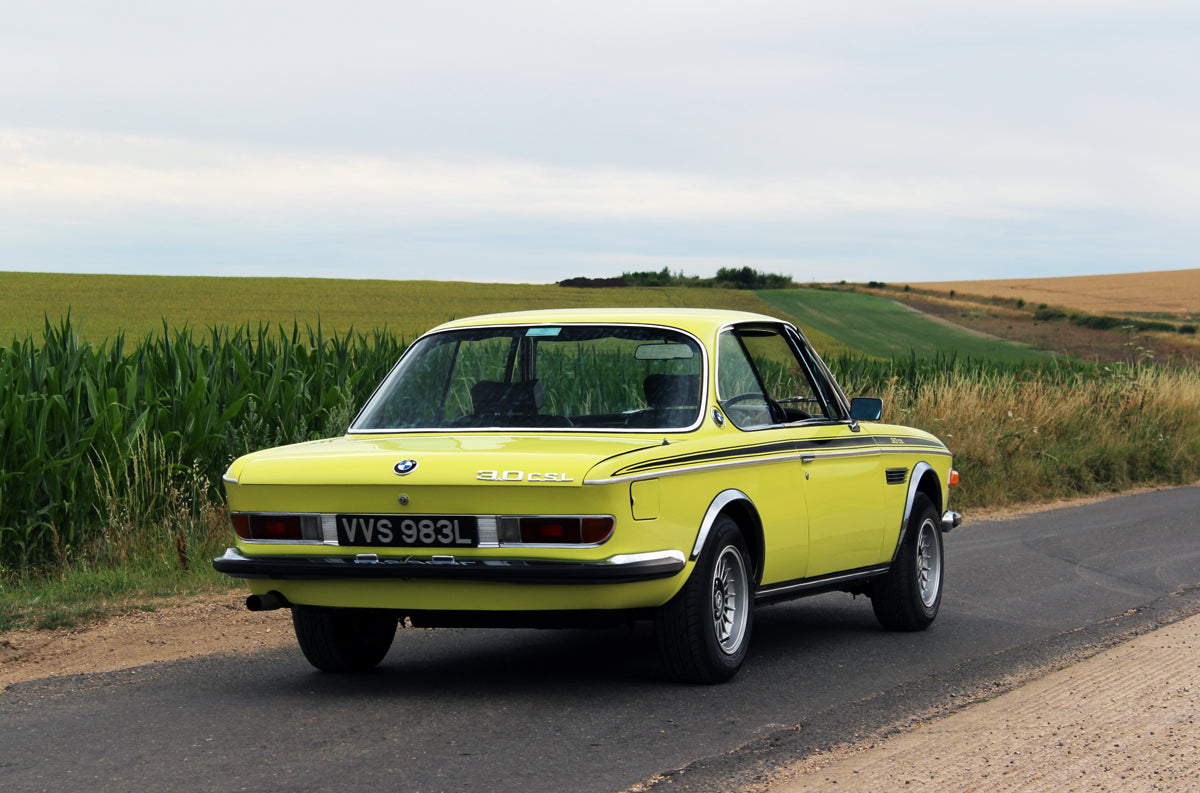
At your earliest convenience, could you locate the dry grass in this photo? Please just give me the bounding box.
[910,268,1200,320]
[882,366,1200,508]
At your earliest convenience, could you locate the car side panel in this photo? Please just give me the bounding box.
[798,424,886,577]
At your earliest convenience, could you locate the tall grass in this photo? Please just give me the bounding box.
[3,323,1199,581]
[0,318,404,574]
[831,354,1200,507]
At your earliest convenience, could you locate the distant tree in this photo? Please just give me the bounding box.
[558,276,629,288]
[714,266,794,290]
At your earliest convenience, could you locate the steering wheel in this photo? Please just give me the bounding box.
[720,392,786,424]
[721,392,768,406]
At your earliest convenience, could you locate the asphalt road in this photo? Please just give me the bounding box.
[4,486,1200,793]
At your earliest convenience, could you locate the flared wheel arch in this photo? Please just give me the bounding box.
[894,462,945,563]
[693,490,764,585]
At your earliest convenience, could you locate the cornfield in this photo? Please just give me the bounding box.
[3,323,1199,573]
[0,319,404,571]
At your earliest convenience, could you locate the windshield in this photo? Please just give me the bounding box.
[352,324,705,431]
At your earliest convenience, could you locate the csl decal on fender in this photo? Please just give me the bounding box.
[476,470,574,482]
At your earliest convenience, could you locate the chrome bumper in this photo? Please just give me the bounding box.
[213,547,687,585]
[941,511,962,532]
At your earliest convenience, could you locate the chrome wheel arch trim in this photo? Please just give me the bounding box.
[691,489,752,560]
[892,461,942,563]
[901,461,939,528]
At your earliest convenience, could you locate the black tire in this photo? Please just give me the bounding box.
[655,515,754,684]
[871,493,943,631]
[292,605,398,672]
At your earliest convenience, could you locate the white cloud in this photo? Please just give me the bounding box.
[2,2,1199,281]
[0,126,1158,229]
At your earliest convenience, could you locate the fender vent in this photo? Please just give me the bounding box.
[885,468,909,485]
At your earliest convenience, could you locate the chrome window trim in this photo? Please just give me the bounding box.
[713,319,848,431]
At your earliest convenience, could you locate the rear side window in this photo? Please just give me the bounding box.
[716,325,839,429]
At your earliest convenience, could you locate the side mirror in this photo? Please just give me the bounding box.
[849,397,883,422]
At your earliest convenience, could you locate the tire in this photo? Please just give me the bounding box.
[655,515,754,684]
[871,493,943,631]
[292,605,398,672]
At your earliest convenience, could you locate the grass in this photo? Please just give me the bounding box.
[875,363,1200,507]
[3,274,1200,631]
[758,288,1054,362]
[0,271,802,342]
[0,568,237,633]
[0,496,237,632]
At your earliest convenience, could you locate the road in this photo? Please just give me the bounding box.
[3,486,1200,793]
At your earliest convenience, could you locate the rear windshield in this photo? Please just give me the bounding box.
[352,324,705,432]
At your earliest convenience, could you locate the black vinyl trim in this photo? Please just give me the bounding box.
[755,564,890,604]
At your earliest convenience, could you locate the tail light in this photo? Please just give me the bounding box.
[497,516,614,545]
[232,513,322,542]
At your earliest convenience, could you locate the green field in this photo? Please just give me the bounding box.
[0,271,765,339]
[4,271,1200,630]
[758,288,1053,362]
[0,271,855,357]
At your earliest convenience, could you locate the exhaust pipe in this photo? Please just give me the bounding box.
[246,592,289,612]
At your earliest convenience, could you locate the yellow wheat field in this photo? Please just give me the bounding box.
[913,268,1200,319]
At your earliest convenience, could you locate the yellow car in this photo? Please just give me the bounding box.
[215,308,959,683]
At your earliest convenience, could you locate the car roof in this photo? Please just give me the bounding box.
[429,308,788,337]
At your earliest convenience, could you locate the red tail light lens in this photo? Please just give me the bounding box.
[231,513,321,541]
[580,517,615,544]
[498,516,614,545]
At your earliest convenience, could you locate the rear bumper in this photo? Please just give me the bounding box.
[213,547,687,585]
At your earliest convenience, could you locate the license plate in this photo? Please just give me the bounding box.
[335,514,478,548]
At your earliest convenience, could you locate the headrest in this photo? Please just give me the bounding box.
[643,373,699,409]
[471,380,545,414]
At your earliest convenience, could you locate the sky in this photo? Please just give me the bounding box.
[2,1,1198,285]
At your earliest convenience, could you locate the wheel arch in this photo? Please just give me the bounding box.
[691,489,765,584]
[903,462,943,524]
[892,462,943,563]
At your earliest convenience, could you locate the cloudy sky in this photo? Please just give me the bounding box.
[2,1,1197,284]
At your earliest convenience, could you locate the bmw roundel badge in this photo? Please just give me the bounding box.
[393,459,418,476]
